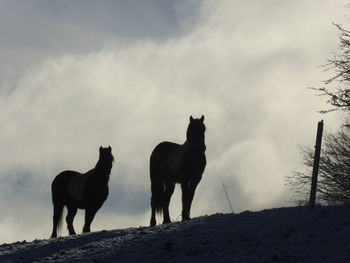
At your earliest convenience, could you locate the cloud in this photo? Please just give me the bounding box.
[0,0,195,58]
[0,0,348,243]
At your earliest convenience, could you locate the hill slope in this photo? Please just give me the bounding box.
[0,206,349,262]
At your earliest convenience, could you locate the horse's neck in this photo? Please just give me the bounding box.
[94,160,112,176]
[88,168,110,185]
[92,172,110,184]
[185,139,205,155]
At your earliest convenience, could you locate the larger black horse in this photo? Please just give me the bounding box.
[50,146,114,238]
[150,115,206,226]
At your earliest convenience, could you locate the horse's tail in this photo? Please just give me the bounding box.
[56,206,64,234]
[51,173,66,238]
[151,180,164,215]
[150,158,165,216]
[51,196,65,237]
[150,142,177,217]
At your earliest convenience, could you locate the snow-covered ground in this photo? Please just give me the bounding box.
[0,206,349,262]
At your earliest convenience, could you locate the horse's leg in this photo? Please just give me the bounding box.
[66,205,78,235]
[82,207,98,233]
[51,203,64,238]
[181,182,199,221]
[162,183,175,224]
[150,207,156,227]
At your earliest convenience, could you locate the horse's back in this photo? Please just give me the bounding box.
[150,142,180,167]
[51,170,80,203]
[151,141,185,183]
[52,170,80,188]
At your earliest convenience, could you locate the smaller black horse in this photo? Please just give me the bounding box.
[150,115,206,226]
[50,146,114,238]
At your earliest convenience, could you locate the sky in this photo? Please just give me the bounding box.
[0,0,348,243]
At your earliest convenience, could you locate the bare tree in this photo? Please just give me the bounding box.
[287,20,350,204]
[312,24,350,113]
[287,121,350,204]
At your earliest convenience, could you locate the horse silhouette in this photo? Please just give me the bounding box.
[50,146,114,238]
[150,115,206,226]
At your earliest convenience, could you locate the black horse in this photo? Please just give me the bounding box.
[50,146,114,238]
[150,115,206,226]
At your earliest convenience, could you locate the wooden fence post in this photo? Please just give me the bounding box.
[309,120,324,207]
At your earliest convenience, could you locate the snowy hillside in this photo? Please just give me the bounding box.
[0,206,349,262]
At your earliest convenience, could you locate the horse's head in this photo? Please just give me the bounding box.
[186,115,206,153]
[99,146,114,164]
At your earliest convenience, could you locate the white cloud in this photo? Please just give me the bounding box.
[0,0,348,243]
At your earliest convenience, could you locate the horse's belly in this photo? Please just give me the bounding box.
[68,175,88,202]
[164,146,186,183]
[166,169,183,183]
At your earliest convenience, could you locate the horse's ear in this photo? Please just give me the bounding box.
[108,146,111,151]
[99,146,102,152]
[190,116,194,122]
[200,115,204,122]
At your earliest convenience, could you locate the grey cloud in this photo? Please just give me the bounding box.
[0,0,348,243]
[0,0,196,55]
